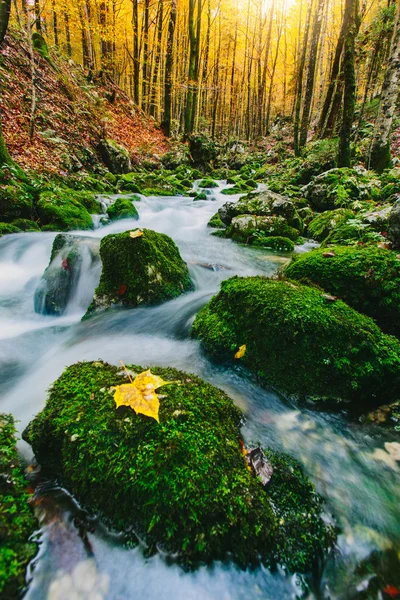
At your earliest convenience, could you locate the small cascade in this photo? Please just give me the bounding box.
[34,234,101,317]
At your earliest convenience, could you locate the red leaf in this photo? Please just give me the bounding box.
[61,258,69,270]
[384,585,400,599]
[119,284,127,296]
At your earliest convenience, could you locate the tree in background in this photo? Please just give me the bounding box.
[0,0,12,166]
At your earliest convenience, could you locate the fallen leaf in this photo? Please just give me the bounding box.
[114,369,178,422]
[61,258,69,270]
[130,229,143,239]
[383,585,400,599]
[118,284,127,296]
[321,293,338,302]
[235,344,246,359]
[246,447,274,486]
[323,251,335,257]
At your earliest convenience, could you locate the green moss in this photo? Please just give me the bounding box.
[0,223,22,234]
[207,213,225,228]
[86,228,193,315]
[193,192,207,201]
[252,236,295,252]
[11,219,40,231]
[227,215,300,243]
[37,188,94,231]
[307,209,354,241]
[284,246,400,338]
[0,182,33,223]
[0,415,37,599]
[23,361,333,571]
[221,186,243,195]
[198,178,218,189]
[106,198,139,221]
[192,276,400,409]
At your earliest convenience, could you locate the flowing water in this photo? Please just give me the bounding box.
[0,184,399,600]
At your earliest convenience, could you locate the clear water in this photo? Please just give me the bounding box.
[0,184,399,600]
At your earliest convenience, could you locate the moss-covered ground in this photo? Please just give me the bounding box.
[23,361,334,571]
[0,415,37,599]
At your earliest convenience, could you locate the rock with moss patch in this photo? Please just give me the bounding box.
[98,139,132,174]
[106,198,139,221]
[207,213,225,228]
[302,168,380,212]
[192,276,400,409]
[34,234,100,316]
[0,414,38,599]
[253,236,294,252]
[86,229,193,315]
[11,219,40,231]
[23,361,334,571]
[284,246,400,338]
[198,178,219,189]
[37,189,95,231]
[227,215,300,243]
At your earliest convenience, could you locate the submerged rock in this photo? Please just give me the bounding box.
[284,246,400,338]
[85,228,193,316]
[0,414,37,598]
[192,276,400,409]
[23,361,334,571]
[34,234,100,316]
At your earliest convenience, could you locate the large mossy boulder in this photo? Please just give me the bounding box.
[284,246,400,338]
[227,215,300,243]
[192,277,400,409]
[388,199,400,248]
[86,229,193,315]
[37,189,95,231]
[218,190,302,230]
[307,209,354,242]
[0,182,33,222]
[106,197,139,221]
[302,168,380,212]
[0,223,22,235]
[0,414,37,599]
[23,361,333,570]
[98,139,132,174]
[34,234,100,316]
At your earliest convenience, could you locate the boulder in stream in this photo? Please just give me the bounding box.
[284,245,400,338]
[85,228,193,316]
[106,197,139,221]
[0,414,38,598]
[192,276,400,409]
[34,233,100,316]
[23,360,334,570]
[37,189,97,231]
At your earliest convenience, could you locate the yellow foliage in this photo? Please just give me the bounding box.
[114,369,177,422]
[234,345,246,359]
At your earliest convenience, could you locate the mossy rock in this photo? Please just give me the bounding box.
[192,276,400,409]
[0,222,22,235]
[284,246,400,338]
[11,219,40,231]
[302,168,381,212]
[252,236,295,252]
[207,213,225,228]
[307,209,354,242]
[98,139,132,174]
[221,186,243,195]
[106,198,139,221]
[23,361,333,571]
[219,190,302,231]
[0,414,37,599]
[37,189,94,231]
[193,192,207,201]
[227,215,300,243]
[34,234,100,316]
[198,178,219,189]
[86,229,193,315]
[0,182,33,223]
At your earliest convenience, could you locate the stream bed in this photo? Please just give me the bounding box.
[0,184,399,599]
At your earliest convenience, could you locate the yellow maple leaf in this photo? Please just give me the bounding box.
[130,229,143,239]
[234,344,246,359]
[114,368,178,422]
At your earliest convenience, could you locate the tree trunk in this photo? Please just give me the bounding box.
[299,0,325,148]
[293,0,313,156]
[141,0,150,110]
[337,0,358,167]
[369,1,400,172]
[149,0,164,118]
[64,9,72,57]
[52,0,59,48]
[132,0,139,105]
[184,0,197,134]
[0,0,11,44]
[162,0,177,136]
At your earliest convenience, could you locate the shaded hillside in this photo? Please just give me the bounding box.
[0,28,170,176]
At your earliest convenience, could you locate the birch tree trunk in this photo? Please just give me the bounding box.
[369,1,400,172]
